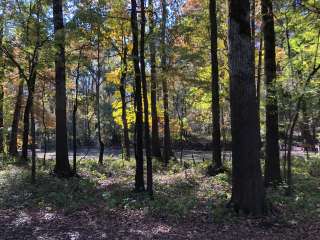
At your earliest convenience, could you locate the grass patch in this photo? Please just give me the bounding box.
[0,154,319,223]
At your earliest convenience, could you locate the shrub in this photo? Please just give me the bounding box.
[308,158,320,177]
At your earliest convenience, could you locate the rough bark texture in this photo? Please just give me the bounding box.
[53,0,72,177]
[120,40,130,161]
[262,0,281,186]
[140,0,153,196]
[148,0,162,160]
[131,0,145,192]
[209,0,222,171]
[161,0,172,166]
[9,80,24,156]
[228,0,265,215]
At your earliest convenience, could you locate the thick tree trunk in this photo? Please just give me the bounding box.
[120,40,130,161]
[53,0,72,177]
[228,0,265,215]
[140,0,153,196]
[209,0,222,173]
[131,0,145,192]
[9,80,24,156]
[148,0,162,159]
[161,0,172,166]
[262,0,281,186]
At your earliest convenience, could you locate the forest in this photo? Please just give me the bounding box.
[0,0,320,239]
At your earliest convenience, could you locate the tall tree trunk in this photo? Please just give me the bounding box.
[0,19,4,157]
[251,0,262,149]
[0,20,4,157]
[228,0,265,215]
[22,1,41,162]
[73,49,81,173]
[262,0,281,186]
[140,0,153,196]
[131,0,145,192]
[22,80,36,161]
[31,106,36,183]
[96,32,104,165]
[9,80,24,156]
[209,0,222,173]
[120,38,130,161]
[148,0,162,159]
[257,36,263,142]
[41,86,47,166]
[53,0,72,177]
[84,83,91,145]
[161,0,172,166]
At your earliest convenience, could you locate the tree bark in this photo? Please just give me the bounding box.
[161,0,172,166]
[73,49,81,173]
[22,79,36,161]
[228,0,265,215]
[31,106,36,183]
[53,0,72,177]
[148,0,162,159]
[209,0,222,173]
[22,1,41,162]
[120,37,130,161]
[9,80,24,156]
[41,86,47,166]
[262,0,281,186]
[257,36,263,141]
[140,0,153,196]
[0,20,4,156]
[131,0,145,192]
[96,32,104,165]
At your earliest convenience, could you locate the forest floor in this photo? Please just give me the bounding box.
[0,154,320,240]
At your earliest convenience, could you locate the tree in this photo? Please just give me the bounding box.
[148,0,162,159]
[262,0,281,186]
[208,0,222,175]
[131,0,145,192]
[72,48,82,173]
[228,0,265,215]
[161,0,172,166]
[96,30,105,165]
[119,36,130,161]
[0,8,4,157]
[31,106,36,183]
[21,0,42,162]
[53,0,72,177]
[9,80,24,156]
[140,0,153,196]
